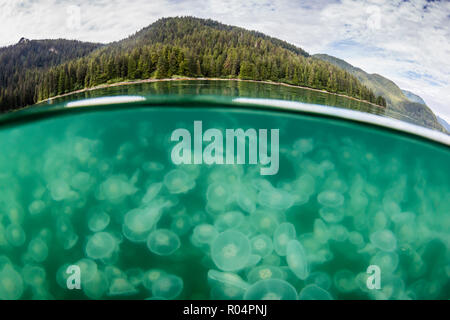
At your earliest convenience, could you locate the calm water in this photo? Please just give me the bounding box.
[0,84,448,300]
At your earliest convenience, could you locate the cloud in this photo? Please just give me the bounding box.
[0,0,448,122]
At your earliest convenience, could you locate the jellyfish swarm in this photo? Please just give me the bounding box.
[211,230,251,272]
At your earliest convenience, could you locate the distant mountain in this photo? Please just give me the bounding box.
[314,54,445,132]
[402,89,426,105]
[0,38,102,108]
[436,116,450,133]
[0,17,385,112]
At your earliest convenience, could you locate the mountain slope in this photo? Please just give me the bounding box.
[437,116,450,133]
[314,54,444,131]
[0,17,384,112]
[402,89,426,105]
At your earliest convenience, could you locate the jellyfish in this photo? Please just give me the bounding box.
[370,251,399,274]
[108,278,138,296]
[85,232,117,260]
[88,211,110,232]
[192,224,219,245]
[273,223,297,256]
[317,190,344,208]
[27,237,49,263]
[206,182,232,211]
[286,240,309,280]
[0,264,24,300]
[250,235,273,258]
[313,219,329,244]
[55,216,78,250]
[143,269,166,291]
[319,207,344,224]
[142,182,163,204]
[262,254,281,267]
[49,179,76,201]
[76,259,98,285]
[208,270,249,291]
[28,200,45,216]
[170,214,192,236]
[293,138,314,154]
[244,279,297,300]
[298,284,333,300]
[126,268,144,287]
[348,231,365,249]
[305,272,332,290]
[142,161,165,172]
[237,189,256,214]
[333,269,357,293]
[211,230,251,272]
[147,229,180,256]
[84,271,108,300]
[214,211,244,232]
[247,266,284,284]
[5,224,26,247]
[70,172,93,192]
[22,265,46,288]
[250,210,279,236]
[293,174,315,197]
[329,225,349,242]
[123,206,162,243]
[151,274,183,299]
[164,169,195,194]
[99,175,137,202]
[370,229,397,252]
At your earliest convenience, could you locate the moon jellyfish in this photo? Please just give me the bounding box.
[371,251,399,274]
[293,138,314,154]
[313,219,329,244]
[0,264,24,300]
[28,200,45,216]
[143,269,166,291]
[237,190,256,214]
[250,235,273,258]
[317,190,344,208]
[306,272,332,290]
[76,259,98,285]
[88,211,110,232]
[193,224,219,245]
[214,211,244,232]
[370,229,397,252]
[85,232,117,260]
[298,284,333,300]
[126,268,144,287]
[244,279,297,300]
[152,274,183,299]
[246,254,262,268]
[250,211,279,236]
[329,225,349,242]
[147,229,180,256]
[286,240,309,280]
[170,214,192,236]
[334,270,357,293]
[293,174,315,197]
[108,278,138,296]
[319,207,344,223]
[247,266,284,283]
[208,270,249,300]
[206,182,233,212]
[49,179,76,201]
[70,172,93,192]
[349,231,365,249]
[123,206,162,242]
[27,237,49,263]
[273,223,296,256]
[142,182,163,204]
[164,169,195,194]
[84,271,108,299]
[55,216,78,250]
[22,265,46,287]
[258,189,294,211]
[211,230,251,272]
[262,254,281,266]
[99,175,137,202]
[5,224,26,247]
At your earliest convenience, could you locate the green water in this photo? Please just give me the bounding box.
[0,91,449,300]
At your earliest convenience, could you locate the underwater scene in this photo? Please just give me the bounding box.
[0,98,449,300]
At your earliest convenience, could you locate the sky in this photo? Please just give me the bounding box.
[1,0,449,122]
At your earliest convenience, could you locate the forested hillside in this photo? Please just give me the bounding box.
[0,17,385,112]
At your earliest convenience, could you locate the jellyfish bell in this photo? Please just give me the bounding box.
[123,205,163,243]
[193,224,219,245]
[28,200,46,216]
[108,278,138,297]
[371,251,399,274]
[0,264,24,300]
[99,175,137,202]
[250,210,279,236]
[286,240,309,280]
[317,190,344,208]
[313,219,329,244]
[273,223,296,256]
[298,284,333,300]
[5,224,26,247]
[76,259,98,285]
[333,269,357,293]
[147,229,180,256]
[142,182,163,204]
[88,211,110,232]
[70,172,93,192]
[84,271,108,300]
[143,269,167,291]
[211,230,251,272]
[170,214,192,236]
[319,207,344,224]
[370,229,397,252]
[49,179,76,201]
[164,169,195,194]
[208,270,249,300]
[244,279,297,300]
[85,232,117,260]
[27,237,49,263]
[214,211,244,232]
[258,188,295,211]
[247,266,284,284]
[250,235,273,258]
[151,274,183,300]
[306,272,332,290]
[22,265,46,288]
[206,182,232,211]
[126,268,144,287]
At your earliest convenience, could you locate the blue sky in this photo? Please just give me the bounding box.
[1,0,449,122]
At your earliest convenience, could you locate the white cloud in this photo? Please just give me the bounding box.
[0,0,448,122]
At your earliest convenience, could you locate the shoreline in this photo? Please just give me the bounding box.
[39,77,385,109]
